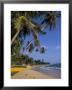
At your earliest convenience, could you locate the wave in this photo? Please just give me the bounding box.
[40,63,61,71]
[49,63,61,68]
[40,66,61,71]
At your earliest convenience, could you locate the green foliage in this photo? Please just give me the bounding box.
[41,11,57,30]
[40,47,45,53]
[11,11,61,65]
[11,54,50,66]
[28,43,34,53]
[11,38,21,57]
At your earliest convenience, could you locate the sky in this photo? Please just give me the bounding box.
[21,12,61,64]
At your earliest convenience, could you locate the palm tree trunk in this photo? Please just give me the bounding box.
[11,29,20,45]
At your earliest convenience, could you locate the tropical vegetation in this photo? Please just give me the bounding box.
[11,11,60,66]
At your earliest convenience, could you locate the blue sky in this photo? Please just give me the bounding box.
[21,12,61,64]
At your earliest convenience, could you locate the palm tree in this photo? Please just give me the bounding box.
[11,11,60,55]
[11,15,41,45]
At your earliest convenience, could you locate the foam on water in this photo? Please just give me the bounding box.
[40,66,61,71]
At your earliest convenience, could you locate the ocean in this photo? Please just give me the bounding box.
[32,64,61,78]
[40,63,61,70]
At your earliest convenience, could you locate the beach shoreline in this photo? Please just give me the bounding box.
[11,65,61,79]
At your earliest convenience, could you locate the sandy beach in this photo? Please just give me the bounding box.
[11,65,61,79]
[12,69,56,79]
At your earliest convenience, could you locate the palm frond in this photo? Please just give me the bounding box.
[27,43,34,53]
[41,11,57,31]
[40,47,45,53]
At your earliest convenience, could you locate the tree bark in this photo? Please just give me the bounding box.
[11,29,20,45]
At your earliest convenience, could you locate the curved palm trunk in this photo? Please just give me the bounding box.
[11,29,21,45]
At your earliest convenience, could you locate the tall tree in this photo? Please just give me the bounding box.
[11,11,61,56]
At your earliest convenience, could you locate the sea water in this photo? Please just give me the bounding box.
[39,64,61,78]
[40,63,61,70]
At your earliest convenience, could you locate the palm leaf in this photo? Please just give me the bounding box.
[41,11,56,30]
[27,43,34,53]
[40,47,45,53]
